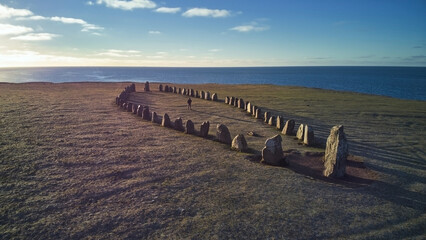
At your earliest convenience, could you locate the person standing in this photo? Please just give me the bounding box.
[187,97,192,110]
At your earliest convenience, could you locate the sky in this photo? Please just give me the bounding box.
[0,0,425,67]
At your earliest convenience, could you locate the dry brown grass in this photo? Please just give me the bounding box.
[0,82,425,239]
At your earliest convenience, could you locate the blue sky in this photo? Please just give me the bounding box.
[0,0,425,67]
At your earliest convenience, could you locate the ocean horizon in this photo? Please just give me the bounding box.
[1,66,425,101]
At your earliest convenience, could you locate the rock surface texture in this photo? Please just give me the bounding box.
[282,119,295,135]
[162,113,171,127]
[296,124,305,140]
[231,134,248,152]
[261,135,288,166]
[216,124,232,145]
[303,125,315,146]
[323,125,348,178]
[185,120,195,134]
[200,121,210,137]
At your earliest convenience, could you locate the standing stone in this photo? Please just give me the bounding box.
[201,91,205,99]
[303,125,315,146]
[127,103,133,112]
[225,96,230,104]
[212,93,218,101]
[261,135,288,166]
[121,102,127,109]
[190,89,195,97]
[255,108,261,119]
[195,91,200,98]
[130,83,136,92]
[142,106,150,120]
[205,92,211,100]
[247,102,251,113]
[276,116,284,130]
[324,125,348,178]
[185,120,195,134]
[282,119,295,135]
[268,116,276,126]
[132,104,138,114]
[229,97,235,106]
[144,81,150,91]
[182,88,187,95]
[137,105,143,117]
[238,98,244,109]
[296,124,305,140]
[178,88,182,94]
[216,124,232,145]
[264,112,271,123]
[200,121,210,137]
[159,84,163,92]
[174,118,185,132]
[231,134,248,152]
[252,105,257,116]
[234,98,239,107]
[165,85,169,92]
[151,111,159,123]
[173,86,177,93]
[162,113,171,127]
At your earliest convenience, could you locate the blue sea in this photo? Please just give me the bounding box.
[0,66,425,101]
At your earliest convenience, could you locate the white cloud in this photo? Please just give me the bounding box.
[96,0,156,10]
[148,30,161,35]
[50,16,104,33]
[230,24,269,33]
[182,8,231,18]
[155,7,181,14]
[86,1,94,5]
[10,33,60,41]
[0,23,33,35]
[0,4,33,19]
[16,15,48,20]
[97,49,141,57]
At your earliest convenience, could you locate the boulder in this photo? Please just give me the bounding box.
[159,84,163,92]
[276,116,284,130]
[151,111,159,123]
[247,102,251,113]
[185,120,195,134]
[323,125,348,178]
[182,88,187,95]
[173,86,177,93]
[130,83,136,92]
[229,97,235,106]
[142,106,150,120]
[200,91,205,99]
[234,98,239,107]
[178,88,182,94]
[144,81,150,91]
[231,134,248,152]
[205,92,211,100]
[132,104,138,114]
[264,112,271,123]
[238,98,244,109]
[296,124,305,140]
[174,118,185,132]
[261,135,288,166]
[216,124,232,145]
[268,116,275,126]
[121,102,127,109]
[195,91,200,98]
[162,113,171,127]
[282,119,295,135]
[212,93,218,101]
[165,85,169,92]
[190,89,195,97]
[303,125,315,146]
[200,121,210,137]
[252,105,257,116]
[137,105,143,117]
[225,96,230,104]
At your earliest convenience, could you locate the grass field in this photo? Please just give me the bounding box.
[0,82,425,239]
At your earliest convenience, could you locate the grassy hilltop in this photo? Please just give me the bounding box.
[0,82,425,239]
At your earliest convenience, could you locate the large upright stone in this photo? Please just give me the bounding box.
[216,124,232,145]
[225,96,230,104]
[159,84,163,92]
[229,97,235,106]
[137,105,143,117]
[173,86,177,93]
[126,103,133,112]
[151,111,159,123]
[276,116,284,130]
[231,134,248,152]
[190,89,195,97]
[212,93,218,101]
[252,105,257,116]
[178,88,182,94]
[200,91,205,99]
[182,88,187,95]
[185,120,195,134]
[142,106,150,120]
[200,121,210,137]
[132,104,138,114]
[237,98,244,109]
[268,116,275,126]
[233,98,238,107]
[195,90,199,98]
[246,102,251,113]
[144,81,150,91]
[303,125,315,146]
[162,113,171,127]
[205,92,211,100]
[261,135,288,166]
[323,125,348,178]
[296,124,305,140]
[282,119,295,135]
[255,108,261,119]
[130,83,136,92]
[264,112,271,123]
[165,85,169,92]
[174,118,185,132]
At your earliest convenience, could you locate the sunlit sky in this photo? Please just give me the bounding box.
[0,0,425,67]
